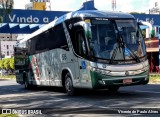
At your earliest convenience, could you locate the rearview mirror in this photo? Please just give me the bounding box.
[138,21,154,38]
[74,20,92,39]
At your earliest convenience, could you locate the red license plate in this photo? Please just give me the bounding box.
[123,78,132,84]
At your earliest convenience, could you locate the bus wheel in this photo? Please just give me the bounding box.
[65,73,75,96]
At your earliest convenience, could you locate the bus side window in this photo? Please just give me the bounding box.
[48,23,68,50]
[30,37,36,55]
[27,39,31,55]
[35,32,48,53]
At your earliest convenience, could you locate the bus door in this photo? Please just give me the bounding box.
[76,30,92,88]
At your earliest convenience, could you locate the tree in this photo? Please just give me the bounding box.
[0,59,5,69]
[142,29,146,38]
[0,0,14,22]
[9,57,14,70]
[0,58,15,75]
[130,12,146,14]
[4,58,10,70]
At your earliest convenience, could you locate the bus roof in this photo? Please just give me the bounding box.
[19,10,135,43]
[64,10,135,20]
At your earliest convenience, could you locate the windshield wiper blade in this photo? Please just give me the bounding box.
[125,44,140,63]
[109,47,118,64]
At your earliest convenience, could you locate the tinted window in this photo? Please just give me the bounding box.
[29,23,68,55]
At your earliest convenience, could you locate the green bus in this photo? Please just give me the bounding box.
[15,10,149,95]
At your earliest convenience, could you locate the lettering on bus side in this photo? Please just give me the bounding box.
[62,54,67,60]
[62,22,72,48]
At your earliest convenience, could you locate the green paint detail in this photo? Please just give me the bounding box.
[85,30,92,39]
[151,29,155,38]
[90,70,149,89]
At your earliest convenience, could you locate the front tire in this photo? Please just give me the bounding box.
[65,73,75,96]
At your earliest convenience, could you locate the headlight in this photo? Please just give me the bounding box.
[89,66,110,75]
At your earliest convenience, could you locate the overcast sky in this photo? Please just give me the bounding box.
[13,0,159,13]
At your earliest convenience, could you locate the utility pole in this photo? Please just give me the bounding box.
[112,0,116,11]
[49,0,51,11]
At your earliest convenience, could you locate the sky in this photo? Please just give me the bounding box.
[13,0,159,13]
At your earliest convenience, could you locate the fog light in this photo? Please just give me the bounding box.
[144,77,148,81]
[98,80,106,85]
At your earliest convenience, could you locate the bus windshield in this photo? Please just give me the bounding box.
[89,19,146,62]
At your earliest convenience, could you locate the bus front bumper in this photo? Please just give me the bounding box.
[90,70,149,89]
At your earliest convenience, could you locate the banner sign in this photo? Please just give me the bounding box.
[0,9,160,25]
[0,8,160,34]
[133,14,160,26]
[0,9,68,24]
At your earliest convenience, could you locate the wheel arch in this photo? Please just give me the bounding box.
[61,68,74,87]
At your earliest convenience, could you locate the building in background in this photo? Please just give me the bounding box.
[0,33,17,58]
[149,1,160,14]
[0,41,17,58]
[0,0,17,59]
[18,0,51,48]
[25,2,46,10]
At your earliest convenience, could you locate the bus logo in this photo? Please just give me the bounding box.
[125,71,129,76]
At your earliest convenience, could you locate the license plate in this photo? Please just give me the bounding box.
[123,78,132,84]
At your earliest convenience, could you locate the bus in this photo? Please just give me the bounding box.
[15,10,149,95]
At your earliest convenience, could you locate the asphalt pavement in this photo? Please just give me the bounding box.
[0,79,160,117]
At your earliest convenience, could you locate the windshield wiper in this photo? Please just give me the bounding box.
[109,46,118,64]
[124,44,140,63]
[109,35,140,64]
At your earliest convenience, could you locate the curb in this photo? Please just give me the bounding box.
[149,81,160,84]
[0,78,16,80]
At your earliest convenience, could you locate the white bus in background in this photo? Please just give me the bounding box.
[15,10,149,95]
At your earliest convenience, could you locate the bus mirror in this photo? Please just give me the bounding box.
[74,21,92,39]
[138,21,153,38]
[73,21,85,27]
[84,23,92,40]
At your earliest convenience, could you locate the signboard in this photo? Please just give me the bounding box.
[133,14,160,26]
[0,9,68,24]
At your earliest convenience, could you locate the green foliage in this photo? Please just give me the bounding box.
[142,29,146,38]
[10,57,14,70]
[0,57,15,70]
[0,0,14,23]
[0,59,5,69]
[150,74,160,79]
[0,75,15,79]
[0,114,18,117]
[130,12,146,14]
[4,58,10,70]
